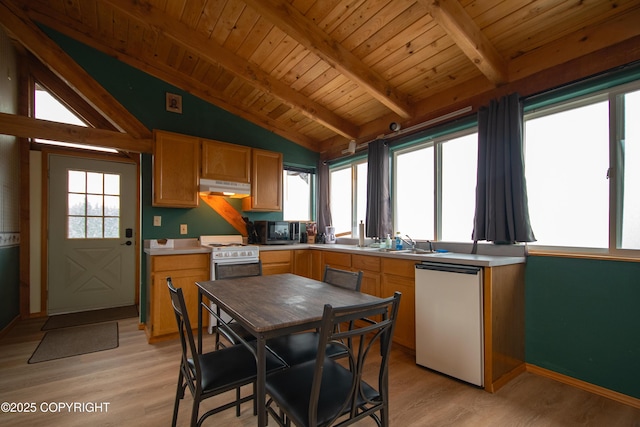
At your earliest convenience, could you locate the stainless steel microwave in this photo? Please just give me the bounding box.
[253,221,299,245]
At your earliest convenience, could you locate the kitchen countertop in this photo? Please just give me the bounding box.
[260,243,526,267]
[143,239,526,267]
[144,238,211,256]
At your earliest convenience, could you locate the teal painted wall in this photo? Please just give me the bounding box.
[42,27,318,322]
[0,247,20,328]
[525,256,640,399]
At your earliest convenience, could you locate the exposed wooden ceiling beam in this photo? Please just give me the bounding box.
[23,3,321,152]
[0,112,153,153]
[243,0,413,119]
[418,0,508,85]
[104,0,358,140]
[0,0,152,140]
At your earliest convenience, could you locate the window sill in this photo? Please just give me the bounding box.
[528,249,640,263]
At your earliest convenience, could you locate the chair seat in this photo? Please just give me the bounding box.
[266,358,380,427]
[189,343,286,393]
[267,332,347,366]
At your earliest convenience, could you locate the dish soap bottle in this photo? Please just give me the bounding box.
[395,232,403,250]
[385,234,392,249]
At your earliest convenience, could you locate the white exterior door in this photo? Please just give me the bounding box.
[48,154,137,314]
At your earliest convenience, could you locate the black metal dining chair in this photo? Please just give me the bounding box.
[166,276,286,427]
[266,266,363,367]
[212,261,262,349]
[265,291,402,427]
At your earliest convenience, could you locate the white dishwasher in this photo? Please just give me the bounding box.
[415,261,484,386]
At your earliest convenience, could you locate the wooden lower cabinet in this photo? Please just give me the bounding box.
[293,249,312,278]
[260,250,293,275]
[483,264,526,392]
[300,249,524,392]
[145,253,209,343]
[381,258,416,351]
[352,254,381,298]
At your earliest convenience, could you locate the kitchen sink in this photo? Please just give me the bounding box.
[377,248,435,254]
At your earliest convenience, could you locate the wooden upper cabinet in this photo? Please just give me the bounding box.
[201,139,251,183]
[153,130,200,208]
[242,148,283,211]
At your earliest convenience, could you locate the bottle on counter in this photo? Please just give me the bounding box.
[385,234,392,249]
[395,232,403,250]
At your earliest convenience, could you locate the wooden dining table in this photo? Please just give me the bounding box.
[195,273,384,427]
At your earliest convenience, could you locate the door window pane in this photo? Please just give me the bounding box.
[525,100,609,248]
[67,170,121,239]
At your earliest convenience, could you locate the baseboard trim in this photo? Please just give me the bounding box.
[526,364,640,409]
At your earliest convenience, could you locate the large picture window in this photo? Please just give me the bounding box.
[524,83,640,252]
[393,130,477,242]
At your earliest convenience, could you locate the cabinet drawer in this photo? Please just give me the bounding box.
[323,251,351,268]
[261,250,292,264]
[152,254,209,272]
[352,254,380,272]
[381,258,416,278]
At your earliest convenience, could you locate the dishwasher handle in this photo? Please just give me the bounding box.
[416,262,480,275]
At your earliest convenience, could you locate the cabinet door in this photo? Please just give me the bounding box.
[151,268,209,337]
[243,149,283,211]
[293,249,312,278]
[153,130,200,207]
[260,250,292,275]
[381,258,416,350]
[201,139,251,183]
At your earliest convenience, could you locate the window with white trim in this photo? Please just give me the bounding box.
[393,130,478,241]
[523,84,640,252]
[329,160,367,237]
[283,168,313,221]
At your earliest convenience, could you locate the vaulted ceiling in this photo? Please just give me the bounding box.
[2,0,640,158]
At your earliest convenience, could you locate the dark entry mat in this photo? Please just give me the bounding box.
[41,305,138,331]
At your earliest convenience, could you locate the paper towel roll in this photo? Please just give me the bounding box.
[358,221,365,247]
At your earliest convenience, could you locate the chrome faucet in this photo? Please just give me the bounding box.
[402,235,417,249]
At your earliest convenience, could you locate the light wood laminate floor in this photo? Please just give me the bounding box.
[1,317,639,426]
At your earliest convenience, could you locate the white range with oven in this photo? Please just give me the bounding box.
[200,235,260,332]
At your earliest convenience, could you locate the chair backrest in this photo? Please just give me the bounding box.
[323,266,363,292]
[309,291,401,426]
[215,261,262,280]
[166,277,201,387]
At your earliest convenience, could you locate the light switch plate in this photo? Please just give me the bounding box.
[153,216,161,226]
[180,224,188,234]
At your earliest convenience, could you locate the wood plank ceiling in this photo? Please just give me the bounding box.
[2,0,640,157]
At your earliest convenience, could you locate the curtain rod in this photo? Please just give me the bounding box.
[325,105,473,165]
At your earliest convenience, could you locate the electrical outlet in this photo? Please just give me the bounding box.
[153,216,161,226]
[180,224,188,235]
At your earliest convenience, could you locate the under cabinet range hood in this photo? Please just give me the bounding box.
[199,178,251,198]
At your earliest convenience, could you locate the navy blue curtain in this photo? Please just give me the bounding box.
[365,140,392,239]
[473,93,536,244]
